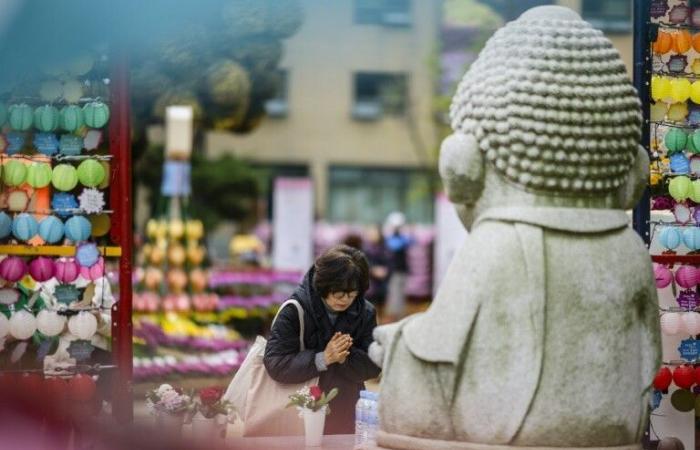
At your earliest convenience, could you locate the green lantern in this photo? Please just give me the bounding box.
[8,104,34,131]
[77,159,105,187]
[665,129,688,154]
[691,131,700,155]
[26,162,53,188]
[34,105,60,132]
[59,105,84,132]
[51,164,78,191]
[669,175,692,201]
[4,160,27,186]
[82,101,110,128]
[689,133,699,153]
[0,102,7,127]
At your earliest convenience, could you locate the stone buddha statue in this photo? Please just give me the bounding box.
[369,6,660,450]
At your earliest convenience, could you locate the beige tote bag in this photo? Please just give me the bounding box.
[224,299,319,436]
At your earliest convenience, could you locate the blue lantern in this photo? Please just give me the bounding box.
[0,212,11,239]
[51,193,78,218]
[671,153,691,174]
[33,133,59,156]
[38,215,64,244]
[659,226,682,250]
[64,215,91,242]
[59,134,83,156]
[12,213,38,242]
[76,242,99,268]
[5,132,25,155]
[683,226,700,251]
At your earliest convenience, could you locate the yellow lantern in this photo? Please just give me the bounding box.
[652,76,672,103]
[691,81,700,104]
[169,219,184,240]
[671,78,692,103]
[149,245,165,265]
[650,102,667,122]
[155,220,168,240]
[168,244,186,266]
[187,245,206,265]
[668,102,689,122]
[185,220,204,241]
[146,219,158,239]
[692,59,700,76]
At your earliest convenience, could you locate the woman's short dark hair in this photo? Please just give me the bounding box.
[313,244,369,299]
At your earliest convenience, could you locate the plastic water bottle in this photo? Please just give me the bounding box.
[365,392,379,445]
[355,390,368,446]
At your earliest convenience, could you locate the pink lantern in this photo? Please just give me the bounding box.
[654,264,674,289]
[682,312,700,335]
[192,294,211,312]
[141,292,160,312]
[676,265,698,289]
[29,257,55,282]
[132,293,145,312]
[0,256,27,282]
[54,258,80,283]
[661,312,682,336]
[79,257,104,281]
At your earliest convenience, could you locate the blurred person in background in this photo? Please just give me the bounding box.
[384,212,412,322]
[363,225,390,309]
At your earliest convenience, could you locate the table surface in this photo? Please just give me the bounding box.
[228,434,359,449]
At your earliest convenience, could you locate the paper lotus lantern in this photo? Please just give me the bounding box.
[671,78,691,103]
[9,310,36,340]
[149,246,165,265]
[670,176,692,201]
[674,203,692,224]
[654,31,674,54]
[0,212,11,239]
[0,313,8,339]
[654,264,674,288]
[64,215,91,242]
[673,30,693,54]
[59,135,83,156]
[668,102,689,122]
[682,312,700,335]
[0,288,19,305]
[75,242,99,268]
[169,219,184,240]
[12,213,38,242]
[140,292,160,313]
[652,76,672,102]
[36,310,66,337]
[29,257,55,282]
[3,160,27,187]
[163,293,190,312]
[666,129,688,154]
[670,154,690,174]
[0,256,27,282]
[59,105,84,132]
[661,312,682,335]
[89,214,111,237]
[654,367,673,391]
[651,102,668,122]
[52,164,78,192]
[68,312,97,340]
[68,374,97,402]
[144,267,163,289]
[76,159,105,187]
[167,269,188,293]
[682,228,700,251]
[82,101,110,128]
[7,190,29,212]
[38,215,64,244]
[54,258,80,283]
[8,104,34,131]
[168,245,186,266]
[79,257,104,280]
[26,162,53,188]
[674,365,696,389]
[33,105,59,132]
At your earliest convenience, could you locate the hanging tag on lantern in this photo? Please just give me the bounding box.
[677,290,699,309]
[67,339,95,362]
[651,0,670,18]
[678,338,700,361]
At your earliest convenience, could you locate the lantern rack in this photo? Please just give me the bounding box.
[650,72,700,80]
[0,244,121,258]
[652,21,700,31]
[651,254,700,265]
[0,364,117,374]
[651,120,700,129]
[0,154,114,162]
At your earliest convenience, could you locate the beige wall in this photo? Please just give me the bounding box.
[206,0,441,216]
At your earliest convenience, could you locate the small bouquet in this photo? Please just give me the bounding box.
[145,384,195,417]
[196,386,235,422]
[287,385,338,415]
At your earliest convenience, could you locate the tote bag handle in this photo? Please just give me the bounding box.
[272,299,306,351]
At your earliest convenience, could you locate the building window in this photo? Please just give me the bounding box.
[264,70,289,118]
[354,0,412,27]
[582,0,631,33]
[352,72,408,120]
[328,166,435,224]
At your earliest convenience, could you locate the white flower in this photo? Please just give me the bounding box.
[156,384,174,397]
[78,188,105,214]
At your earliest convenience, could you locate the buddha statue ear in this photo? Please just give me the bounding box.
[439,133,485,206]
[617,145,650,210]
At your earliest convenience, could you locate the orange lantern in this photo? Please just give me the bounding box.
[167,268,188,293]
[187,245,206,265]
[673,30,693,54]
[189,268,208,293]
[167,244,186,266]
[693,33,700,53]
[144,267,164,290]
[654,30,674,54]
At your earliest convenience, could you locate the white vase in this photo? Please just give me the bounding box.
[191,415,226,444]
[303,407,326,447]
[155,413,184,436]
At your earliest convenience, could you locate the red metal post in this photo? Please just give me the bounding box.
[109,52,133,423]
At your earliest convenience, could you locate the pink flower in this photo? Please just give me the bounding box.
[309,385,322,401]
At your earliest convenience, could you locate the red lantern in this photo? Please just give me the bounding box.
[44,377,68,404]
[673,365,695,389]
[67,374,96,402]
[694,366,700,386]
[654,367,673,391]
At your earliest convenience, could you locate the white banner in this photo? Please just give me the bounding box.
[433,193,467,296]
[273,177,314,272]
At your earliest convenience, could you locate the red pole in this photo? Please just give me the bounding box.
[109,52,133,424]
